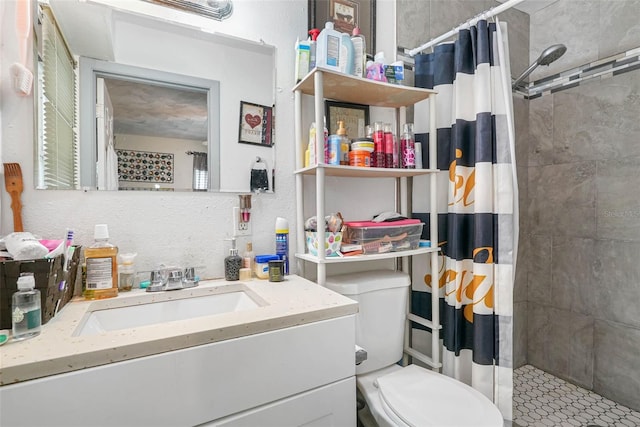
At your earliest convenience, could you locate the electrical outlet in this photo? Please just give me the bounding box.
[232,207,251,236]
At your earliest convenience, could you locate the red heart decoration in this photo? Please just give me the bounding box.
[245,114,262,129]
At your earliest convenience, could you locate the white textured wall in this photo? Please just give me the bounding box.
[1,0,397,282]
[0,0,307,280]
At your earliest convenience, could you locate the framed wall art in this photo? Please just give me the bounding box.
[117,149,174,183]
[308,0,376,58]
[238,101,274,147]
[325,100,369,140]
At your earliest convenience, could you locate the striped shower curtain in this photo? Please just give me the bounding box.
[412,19,518,420]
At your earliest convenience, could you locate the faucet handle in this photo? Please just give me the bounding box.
[182,267,198,288]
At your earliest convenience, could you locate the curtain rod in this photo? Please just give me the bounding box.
[407,0,526,57]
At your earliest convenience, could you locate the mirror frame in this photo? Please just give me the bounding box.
[78,57,221,191]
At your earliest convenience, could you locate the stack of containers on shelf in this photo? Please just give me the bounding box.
[315,22,357,77]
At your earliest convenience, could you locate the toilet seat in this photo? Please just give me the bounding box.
[372,365,503,427]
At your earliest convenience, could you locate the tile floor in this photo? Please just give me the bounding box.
[514,365,640,427]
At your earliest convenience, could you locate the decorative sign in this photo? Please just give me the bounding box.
[238,101,274,147]
[117,149,174,183]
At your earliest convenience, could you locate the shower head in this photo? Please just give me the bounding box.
[537,44,567,66]
[512,44,567,89]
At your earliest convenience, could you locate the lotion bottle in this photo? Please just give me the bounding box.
[83,224,118,300]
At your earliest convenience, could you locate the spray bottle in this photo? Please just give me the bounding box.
[309,28,320,69]
[275,217,289,275]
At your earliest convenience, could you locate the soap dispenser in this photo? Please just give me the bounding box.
[224,238,242,281]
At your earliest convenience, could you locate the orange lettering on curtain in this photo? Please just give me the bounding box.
[473,246,494,264]
[448,148,475,207]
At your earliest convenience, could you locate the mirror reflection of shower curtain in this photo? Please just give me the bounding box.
[191,151,208,191]
[105,139,119,190]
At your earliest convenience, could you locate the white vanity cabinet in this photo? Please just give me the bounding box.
[0,315,356,426]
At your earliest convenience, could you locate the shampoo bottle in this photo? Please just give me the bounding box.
[83,224,118,300]
[316,22,342,71]
[12,273,41,341]
[351,27,366,78]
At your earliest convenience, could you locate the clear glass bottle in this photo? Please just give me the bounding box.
[83,224,118,300]
[372,121,385,167]
[118,253,137,292]
[242,242,255,278]
[12,273,41,341]
[401,123,416,169]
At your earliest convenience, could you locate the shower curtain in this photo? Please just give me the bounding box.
[412,19,518,420]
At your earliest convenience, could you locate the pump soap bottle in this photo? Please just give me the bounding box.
[83,224,118,300]
[225,238,242,281]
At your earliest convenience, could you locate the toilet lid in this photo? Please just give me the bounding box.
[376,365,503,427]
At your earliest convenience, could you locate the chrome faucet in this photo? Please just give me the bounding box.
[146,266,199,292]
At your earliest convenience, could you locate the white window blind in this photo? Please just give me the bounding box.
[37,7,77,189]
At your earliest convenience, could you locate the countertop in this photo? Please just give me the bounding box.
[0,275,358,385]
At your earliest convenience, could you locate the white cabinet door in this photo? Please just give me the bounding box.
[207,377,355,427]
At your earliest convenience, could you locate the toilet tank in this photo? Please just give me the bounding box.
[325,270,410,375]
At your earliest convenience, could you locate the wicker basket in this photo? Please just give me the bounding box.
[0,246,81,330]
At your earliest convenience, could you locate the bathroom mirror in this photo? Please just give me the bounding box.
[78,58,220,191]
[38,0,277,192]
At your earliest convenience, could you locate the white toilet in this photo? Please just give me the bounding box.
[325,270,503,427]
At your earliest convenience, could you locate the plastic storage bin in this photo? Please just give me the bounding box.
[342,220,423,254]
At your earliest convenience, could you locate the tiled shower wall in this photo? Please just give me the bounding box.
[526,0,640,412]
[397,0,640,412]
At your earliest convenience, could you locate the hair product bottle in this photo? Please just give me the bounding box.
[351,27,366,78]
[83,224,118,300]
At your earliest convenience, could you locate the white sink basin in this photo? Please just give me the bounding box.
[75,291,260,336]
